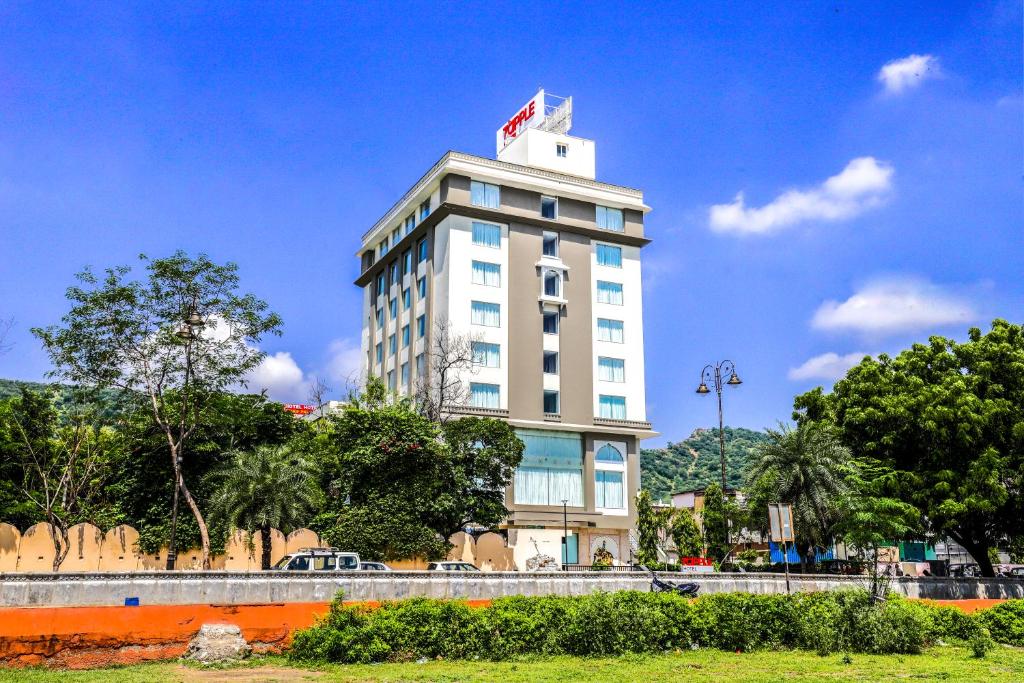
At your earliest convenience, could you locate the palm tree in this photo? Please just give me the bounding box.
[210,445,320,569]
[747,424,851,571]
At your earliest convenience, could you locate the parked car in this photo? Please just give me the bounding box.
[272,547,360,571]
[427,561,480,572]
[948,563,982,578]
[360,561,392,571]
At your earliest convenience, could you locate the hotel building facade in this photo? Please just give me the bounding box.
[356,92,654,567]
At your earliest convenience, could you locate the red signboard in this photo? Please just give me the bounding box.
[680,556,713,566]
[283,404,315,416]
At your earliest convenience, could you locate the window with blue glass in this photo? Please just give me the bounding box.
[513,430,583,506]
[596,281,623,305]
[375,308,384,328]
[388,298,397,318]
[472,260,501,287]
[375,273,385,298]
[388,334,396,355]
[420,199,430,220]
[417,276,427,298]
[599,395,627,419]
[471,341,500,368]
[400,362,409,386]
[470,181,500,209]
[598,357,625,382]
[389,262,399,285]
[472,222,501,248]
[596,206,624,232]
[597,318,624,343]
[418,239,429,262]
[402,249,412,274]
[401,325,410,348]
[402,288,411,309]
[404,214,415,234]
[596,244,622,268]
[374,342,382,364]
[417,314,426,338]
[469,382,500,409]
[471,301,500,327]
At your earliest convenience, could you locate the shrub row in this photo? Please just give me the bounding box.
[289,590,1021,663]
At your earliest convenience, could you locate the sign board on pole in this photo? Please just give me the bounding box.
[768,503,795,543]
[496,90,545,153]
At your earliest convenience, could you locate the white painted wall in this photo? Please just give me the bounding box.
[591,241,647,422]
[498,128,596,179]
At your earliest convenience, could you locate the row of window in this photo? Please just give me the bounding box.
[469,342,623,382]
[375,278,428,329]
[470,180,626,232]
[374,314,427,363]
[374,240,430,298]
[513,432,626,510]
[377,199,431,259]
[381,353,428,392]
[470,281,621,330]
[468,381,627,419]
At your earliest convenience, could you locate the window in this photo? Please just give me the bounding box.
[543,351,558,374]
[391,228,401,247]
[400,362,409,385]
[379,239,389,257]
[543,271,561,298]
[598,357,625,382]
[599,395,627,420]
[471,301,500,327]
[417,276,427,298]
[469,382,500,408]
[593,444,622,507]
[418,239,429,263]
[471,341,500,368]
[404,214,415,235]
[470,181,500,208]
[596,206,625,232]
[596,244,622,268]
[513,429,583,506]
[420,199,430,220]
[375,273,385,298]
[387,370,396,390]
[472,260,501,287]
[388,334,397,355]
[375,342,383,364]
[401,325,410,348]
[543,390,559,414]
[556,142,567,158]
[597,318,624,343]
[542,231,559,258]
[416,353,426,377]
[388,298,397,318]
[596,281,623,305]
[375,308,384,328]
[541,196,557,219]
[389,262,400,285]
[543,309,559,334]
[472,222,501,248]
[402,287,411,309]
[595,470,625,509]
[417,314,426,338]
[402,249,412,274]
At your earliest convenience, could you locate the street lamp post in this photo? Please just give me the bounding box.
[561,499,569,568]
[166,299,204,571]
[695,360,742,492]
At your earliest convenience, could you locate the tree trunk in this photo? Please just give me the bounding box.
[177,466,212,569]
[261,523,272,570]
[952,534,994,577]
[51,522,69,572]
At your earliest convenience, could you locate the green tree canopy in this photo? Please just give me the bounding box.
[794,319,1024,576]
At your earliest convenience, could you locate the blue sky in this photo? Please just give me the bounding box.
[1,2,1021,446]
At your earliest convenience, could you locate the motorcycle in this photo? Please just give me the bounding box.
[643,565,699,597]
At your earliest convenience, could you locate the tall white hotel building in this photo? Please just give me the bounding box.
[357,91,654,566]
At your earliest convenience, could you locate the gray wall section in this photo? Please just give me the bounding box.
[507,223,545,422]
[3,573,1022,607]
[558,231,595,426]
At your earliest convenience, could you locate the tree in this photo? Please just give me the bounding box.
[701,483,731,563]
[414,317,479,422]
[794,320,1024,577]
[746,424,852,571]
[209,445,320,569]
[0,388,123,569]
[635,489,662,566]
[317,380,521,561]
[33,252,282,568]
[669,507,703,558]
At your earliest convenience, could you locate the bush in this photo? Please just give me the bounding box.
[969,627,995,658]
[975,599,1024,646]
[289,589,997,664]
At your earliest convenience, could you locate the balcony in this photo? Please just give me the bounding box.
[447,405,510,418]
[593,417,653,431]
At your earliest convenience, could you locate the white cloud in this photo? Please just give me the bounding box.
[811,277,976,335]
[788,352,868,381]
[878,54,941,94]
[709,157,894,235]
[323,337,364,388]
[246,351,308,401]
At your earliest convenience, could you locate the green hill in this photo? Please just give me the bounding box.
[640,427,770,501]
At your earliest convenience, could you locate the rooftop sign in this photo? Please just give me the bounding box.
[496,90,545,154]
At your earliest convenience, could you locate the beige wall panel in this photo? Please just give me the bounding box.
[506,223,544,421]
[223,529,259,571]
[99,524,141,571]
[0,522,21,571]
[475,532,515,571]
[17,523,57,572]
[267,528,287,566]
[285,528,320,555]
[389,557,430,570]
[558,230,595,426]
[59,523,103,571]
[446,531,475,563]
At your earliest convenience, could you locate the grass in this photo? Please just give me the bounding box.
[2,646,1023,682]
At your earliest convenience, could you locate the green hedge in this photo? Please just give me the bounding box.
[289,590,1018,663]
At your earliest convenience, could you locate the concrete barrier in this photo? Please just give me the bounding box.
[2,571,1022,608]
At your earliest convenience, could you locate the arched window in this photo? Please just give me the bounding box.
[596,444,624,463]
[544,270,561,298]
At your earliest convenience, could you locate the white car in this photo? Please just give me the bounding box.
[427,561,480,572]
[360,561,392,571]
[272,548,360,571]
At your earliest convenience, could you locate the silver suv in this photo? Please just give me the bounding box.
[272,547,360,571]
